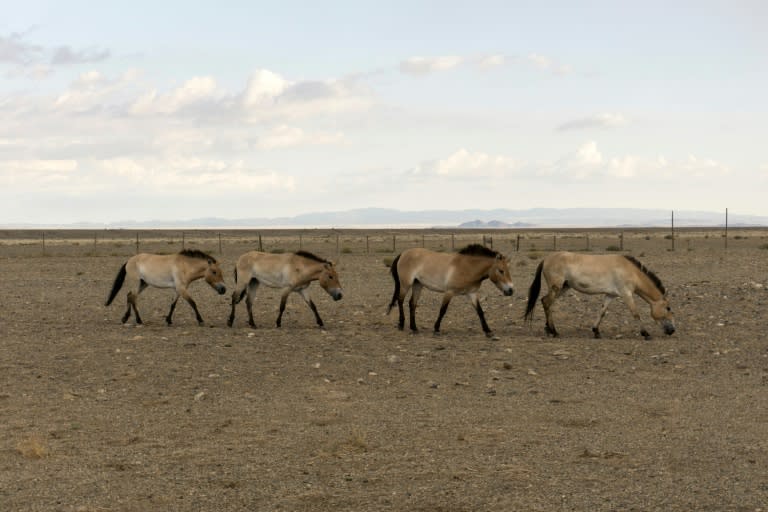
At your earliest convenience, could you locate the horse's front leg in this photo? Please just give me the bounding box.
[227,287,245,327]
[433,292,454,334]
[592,296,614,339]
[469,293,493,338]
[408,282,423,333]
[178,286,204,326]
[276,288,293,328]
[299,288,324,327]
[622,293,651,340]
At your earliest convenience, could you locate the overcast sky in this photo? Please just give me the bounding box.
[1,1,766,224]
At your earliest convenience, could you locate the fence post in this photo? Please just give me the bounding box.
[516,234,520,252]
[42,232,46,256]
[451,233,455,251]
[392,235,396,253]
[422,234,425,248]
[366,235,369,254]
[620,232,624,251]
[299,234,303,251]
[553,234,557,251]
[136,232,140,254]
[671,210,675,251]
[218,233,222,255]
[182,232,185,249]
[586,234,590,251]
[258,234,263,251]
[725,208,728,250]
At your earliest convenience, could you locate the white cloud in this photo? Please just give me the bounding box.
[99,157,296,192]
[409,148,516,178]
[477,55,506,69]
[256,125,344,149]
[557,112,628,131]
[525,53,572,74]
[51,46,110,65]
[0,159,78,186]
[130,76,221,115]
[400,56,464,75]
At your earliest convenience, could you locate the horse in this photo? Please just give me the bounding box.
[105,249,226,326]
[386,244,514,338]
[227,250,343,328]
[524,251,675,340]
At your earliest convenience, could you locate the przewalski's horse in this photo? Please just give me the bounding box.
[387,244,514,338]
[228,250,343,328]
[105,249,226,326]
[524,251,675,340]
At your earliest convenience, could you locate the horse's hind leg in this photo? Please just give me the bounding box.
[408,281,423,333]
[124,280,148,325]
[433,292,454,334]
[541,284,562,337]
[396,281,411,331]
[244,279,260,328]
[592,296,614,339]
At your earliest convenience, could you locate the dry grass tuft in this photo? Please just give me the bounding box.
[16,436,48,459]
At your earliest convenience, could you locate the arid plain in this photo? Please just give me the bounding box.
[1,228,767,511]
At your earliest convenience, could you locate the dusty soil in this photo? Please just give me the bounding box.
[1,229,767,511]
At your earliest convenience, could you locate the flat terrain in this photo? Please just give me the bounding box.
[1,229,767,511]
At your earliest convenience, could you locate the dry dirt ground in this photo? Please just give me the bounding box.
[1,229,767,511]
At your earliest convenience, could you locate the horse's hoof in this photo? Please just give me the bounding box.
[592,327,602,339]
[432,330,441,337]
[641,329,651,340]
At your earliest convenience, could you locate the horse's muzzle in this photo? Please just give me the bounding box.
[662,320,675,335]
[216,284,227,295]
[331,290,343,301]
[503,288,514,297]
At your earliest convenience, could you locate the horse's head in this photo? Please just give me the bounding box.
[204,259,227,295]
[319,262,343,301]
[489,253,514,297]
[650,296,675,335]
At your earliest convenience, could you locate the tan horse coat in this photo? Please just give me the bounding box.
[105,249,226,325]
[524,252,675,339]
[387,244,514,337]
[228,250,342,328]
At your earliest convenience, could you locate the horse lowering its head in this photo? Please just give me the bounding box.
[105,249,226,326]
[179,249,227,295]
[457,244,514,296]
[297,251,343,301]
[524,251,674,339]
[228,250,343,328]
[387,244,514,337]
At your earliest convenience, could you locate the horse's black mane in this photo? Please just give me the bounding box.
[179,249,216,262]
[624,255,665,294]
[295,250,329,264]
[458,244,499,258]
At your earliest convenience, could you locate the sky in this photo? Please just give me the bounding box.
[1,1,767,225]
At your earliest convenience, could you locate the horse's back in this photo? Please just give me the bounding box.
[543,251,634,294]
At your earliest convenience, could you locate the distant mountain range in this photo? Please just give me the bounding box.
[3,208,766,229]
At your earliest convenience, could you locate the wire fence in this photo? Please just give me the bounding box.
[1,227,767,259]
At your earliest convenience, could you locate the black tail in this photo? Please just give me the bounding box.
[524,261,543,322]
[386,254,402,314]
[105,263,127,306]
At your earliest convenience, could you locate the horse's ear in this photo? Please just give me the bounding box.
[207,258,214,265]
[324,261,333,269]
[496,253,503,260]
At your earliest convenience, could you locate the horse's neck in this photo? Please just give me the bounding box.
[464,256,495,280]
[634,275,662,303]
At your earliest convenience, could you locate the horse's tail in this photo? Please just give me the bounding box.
[105,263,127,306]
[386,254,402,314]
[524,261,544,323]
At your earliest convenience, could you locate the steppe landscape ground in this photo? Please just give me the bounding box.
[1,228,767,511]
